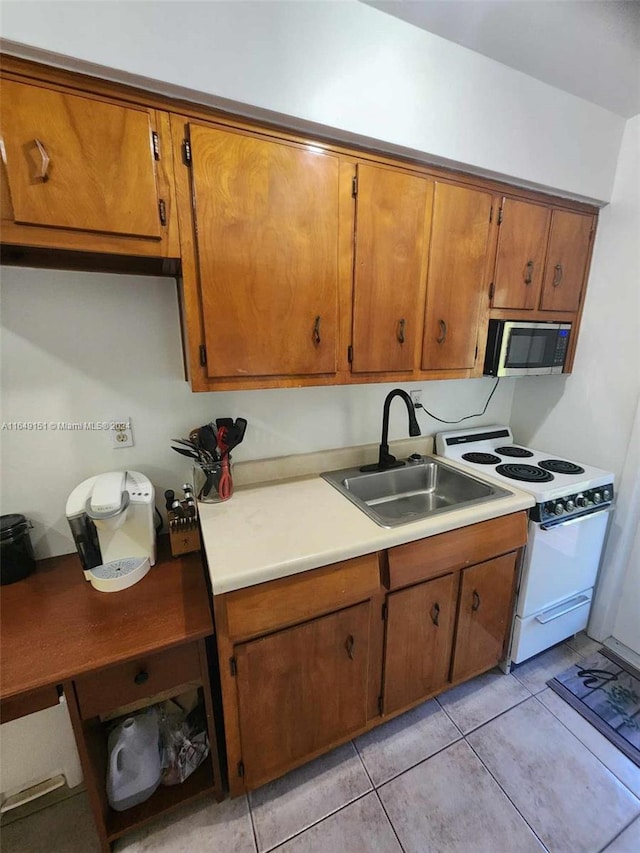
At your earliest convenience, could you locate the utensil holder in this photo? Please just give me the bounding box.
[193,460,233,503]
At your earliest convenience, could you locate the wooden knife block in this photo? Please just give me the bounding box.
[168,512,201,557]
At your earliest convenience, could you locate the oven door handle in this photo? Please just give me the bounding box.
[540,505,612,531]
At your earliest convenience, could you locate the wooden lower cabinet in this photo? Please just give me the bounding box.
[451,553,518,682]
[234,602,370,789]
[383,573,458,714]
[216,513,527,795]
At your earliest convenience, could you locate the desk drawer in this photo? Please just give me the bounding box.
[74,642,201,719]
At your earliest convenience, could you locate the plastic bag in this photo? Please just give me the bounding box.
[158,696,210,786]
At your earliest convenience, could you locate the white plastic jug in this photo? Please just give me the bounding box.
[106,711,162,811]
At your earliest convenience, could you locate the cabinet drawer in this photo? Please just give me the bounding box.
[74,642,201,719]
[223,553,380,642]
[386,512,527,590]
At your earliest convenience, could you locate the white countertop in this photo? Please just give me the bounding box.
[199,455,535,595]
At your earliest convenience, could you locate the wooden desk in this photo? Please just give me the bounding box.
[0,540,223,851]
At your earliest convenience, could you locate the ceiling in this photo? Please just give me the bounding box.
[362,1,640,117]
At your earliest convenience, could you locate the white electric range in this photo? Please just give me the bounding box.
[436,425,615,665]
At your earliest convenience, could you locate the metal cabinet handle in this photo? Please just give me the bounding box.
[134,670,149,685]
[553,264,564,287]
[431,602,440,626]
[437,319,447,344]
[34,138,50,182]
[472,591,481,612]
[345,635,355,660]
[524,260,534,285]
[313,316,321,345]
[397,318,406,344]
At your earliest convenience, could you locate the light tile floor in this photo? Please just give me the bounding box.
[3,635,640,853]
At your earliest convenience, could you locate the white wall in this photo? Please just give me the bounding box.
[0,0,624,202]
[510,115,640,648]
[0,266,516,559]
[610,400,640,654]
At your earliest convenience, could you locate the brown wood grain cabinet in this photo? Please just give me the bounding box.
[234,603,370,789]
[491,198,550,310]
[214,513,528,796]
[491,197,595,315]
[451,553,518,682]
[422,182,494,370]
[0,55,600,389]
[186,123,340,380]
[539,209,594,313]
[351,163,432,373]
[0,74,179,259]
[383,572,459,714]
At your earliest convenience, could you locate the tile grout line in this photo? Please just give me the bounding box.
[353,739,407,853]
[597,813,640,853]
[258,789,374,853]
[254,743,375,853]
[246,792,261,853]
[433,693,467,734]
[463,736,551,853]
[531,692,640,804]
[372,787,407,853]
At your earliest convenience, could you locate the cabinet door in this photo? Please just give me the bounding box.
[383,573,458,714]
[1,80,162,239]
[234,602,369,788]
[492,198,549,310]
[540,210,594,312]
[422,183,492,370]
[352,163,432,373]
[189,125,339,379]
[451,553,517,682]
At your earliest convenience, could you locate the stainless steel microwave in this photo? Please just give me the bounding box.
[483,320,572,377]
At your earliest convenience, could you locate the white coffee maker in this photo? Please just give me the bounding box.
[66,471,156,583]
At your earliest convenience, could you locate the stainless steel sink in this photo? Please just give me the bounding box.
[321,458,512,528]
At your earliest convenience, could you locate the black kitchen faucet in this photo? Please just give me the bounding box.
[361,388,421,472]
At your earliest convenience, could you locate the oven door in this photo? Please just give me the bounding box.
[516,507,611,619]
[498,322,571,376]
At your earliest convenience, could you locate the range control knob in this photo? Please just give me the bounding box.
[553,502,565,516]
[603,488,612,501]
[593,492,603,504]
[576,494,589,508]
[565,499,575,512]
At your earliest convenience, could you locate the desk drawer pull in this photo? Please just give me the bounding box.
[134,671,149,686]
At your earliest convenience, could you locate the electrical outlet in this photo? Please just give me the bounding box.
[110,418,134,448]
[410,390,423,408]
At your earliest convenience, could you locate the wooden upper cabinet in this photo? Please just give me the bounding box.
[492,198,550,310]
[540,210,594,312]
[234,602,370,789]
[1,79,162,239]
[383,573,458,714]
[351,163,432,373]
[451,553,517,683]
[188,124,339,379]
[422,183,493,370]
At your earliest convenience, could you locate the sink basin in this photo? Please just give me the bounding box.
[321,458,512,528]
